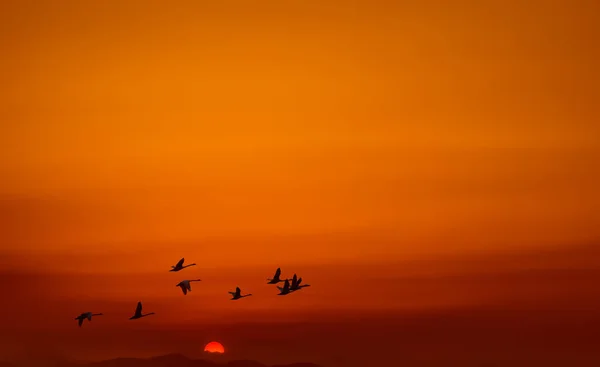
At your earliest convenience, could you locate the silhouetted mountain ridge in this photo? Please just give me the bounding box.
[54,354,321,367]
[226,361,264,367]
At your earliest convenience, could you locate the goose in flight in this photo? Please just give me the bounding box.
[75,312,103,327]
[129,302,155,320]
[277,279,291,295]
[290,275,311,292]
[267,267,289,284]
[169,258,196,272]
[229,287,252,300]
[176,279,202,295]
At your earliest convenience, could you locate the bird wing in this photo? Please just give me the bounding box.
[179,284,187,295]
[283,279,290,291]
[228,291,236,296]
[297,277,303,286]
[187,282,192,291]
[135,302,142,316]
[235,287,241,297]
[87,313,92,321]
[274,268,281,278]
[78,318,84,327]
[176,258,185,267]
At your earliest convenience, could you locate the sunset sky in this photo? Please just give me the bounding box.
[1,1,599,366]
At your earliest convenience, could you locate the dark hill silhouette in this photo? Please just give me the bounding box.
[227,361,266,367]
[85,354,216,367]
[49,354,321,367]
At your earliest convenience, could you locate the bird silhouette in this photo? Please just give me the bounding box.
[229,286,252,300]
[74,312,103,327]
[129,302,155,319]
[277,279,291,295]
[290,274,311,292]
[169,258,196,272]
[267,267,289,284]
[176,279,202,295]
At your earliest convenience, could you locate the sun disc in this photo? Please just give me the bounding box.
[204,341,225,354]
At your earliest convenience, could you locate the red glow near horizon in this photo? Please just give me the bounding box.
[204,341,225,354]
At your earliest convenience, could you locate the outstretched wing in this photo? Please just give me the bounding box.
[297,277,303,286]
[274,267,281,278]
[283,279,290,292]
[78,318,84,327]
[179,284,188,295]
[186,283,192,291]
[135,302,142,316]
[235,287,241,297]
[176,258,185,267]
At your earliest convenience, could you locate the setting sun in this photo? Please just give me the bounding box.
[204,341,225,354]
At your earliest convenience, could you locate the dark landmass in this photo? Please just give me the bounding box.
[31,354,322,367]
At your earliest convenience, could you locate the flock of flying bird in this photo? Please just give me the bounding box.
[75,258,311,327]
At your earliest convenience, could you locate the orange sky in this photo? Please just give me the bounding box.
[1,0,600,366]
